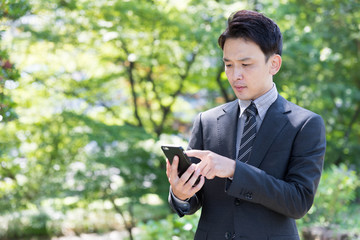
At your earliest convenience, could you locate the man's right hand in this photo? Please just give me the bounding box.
[166,156,205,201]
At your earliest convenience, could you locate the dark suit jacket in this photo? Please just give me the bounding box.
[169,95,326,240]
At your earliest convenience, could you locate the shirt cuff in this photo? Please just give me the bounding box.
[170,188,191,212]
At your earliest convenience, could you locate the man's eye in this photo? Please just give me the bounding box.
[242,64,250,67]
[226,64,232,67]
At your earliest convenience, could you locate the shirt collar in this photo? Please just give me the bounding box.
[238,83,278,120]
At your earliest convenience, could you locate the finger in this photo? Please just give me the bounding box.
[205,172,215,179]
[184,150,205,158]
[196,159,207,171]
[169,156,180,181]
[196,160,210,176]
[166,158,170,171]
[190,175,205,193]
[166,159,171,179]
[178,164,196,185]
[187,167,201,187]
[202,165,212,179]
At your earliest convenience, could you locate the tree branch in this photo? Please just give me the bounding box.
[155,50,198,136]
[120,38,143,127]
[215,63,232,102]
[109,197,134,240]
[142,66,158,130]
[343,103,360,149]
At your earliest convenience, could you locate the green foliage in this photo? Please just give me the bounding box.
[0,0,29,122]
[0,0,359,239]
[0,49,20,122]
[298,164,360,231]
[138,213,200,240]
[0,0,30,216]
[0,0,31,20]
[1,210,51,239]
[273,0,360,167]
[0,207,127,239]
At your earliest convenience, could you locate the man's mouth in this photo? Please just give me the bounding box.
[234,86,246,91]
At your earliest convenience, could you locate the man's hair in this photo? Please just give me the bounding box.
[218,10,283,61]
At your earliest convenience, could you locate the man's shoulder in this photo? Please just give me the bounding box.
[201,100,238,117]
[278,95,323,121]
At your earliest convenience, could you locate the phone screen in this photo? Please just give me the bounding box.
[161,145,191,176]
[161,145,200,186]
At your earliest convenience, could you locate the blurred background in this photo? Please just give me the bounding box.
[0,0,359,239]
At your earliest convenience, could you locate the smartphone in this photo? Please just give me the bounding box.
[161,145,200,185]
[161,145,191,176]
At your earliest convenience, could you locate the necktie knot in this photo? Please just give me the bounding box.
[245,102,257,118]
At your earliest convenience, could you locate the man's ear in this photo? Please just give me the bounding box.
[269,54,282,75]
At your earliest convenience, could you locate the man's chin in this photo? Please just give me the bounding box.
[235,94,253,101]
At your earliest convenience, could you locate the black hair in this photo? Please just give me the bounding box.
[218,10,283,61]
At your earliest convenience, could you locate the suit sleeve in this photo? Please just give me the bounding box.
[168,113,204,217]
[226,114,326,219]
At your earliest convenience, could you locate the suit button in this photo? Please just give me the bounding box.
[245,192,253,200]
[225,232,232,239]
[234,198,241,206]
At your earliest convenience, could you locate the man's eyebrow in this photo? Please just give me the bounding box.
[238,57,252,61]
[222,57,252,62]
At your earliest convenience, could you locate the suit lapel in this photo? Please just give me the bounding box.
[247,95,291,168]
[217,100,239,159]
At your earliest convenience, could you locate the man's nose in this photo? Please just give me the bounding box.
[234,67,243,80]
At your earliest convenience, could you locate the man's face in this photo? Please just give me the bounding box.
[223,38,276,100]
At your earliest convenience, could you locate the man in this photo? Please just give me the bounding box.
[166,10,326,240]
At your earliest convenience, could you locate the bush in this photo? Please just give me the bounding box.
[0,210,53,239]
[138,212,200,240]
[0,207,123,239]
[298,164,360,233]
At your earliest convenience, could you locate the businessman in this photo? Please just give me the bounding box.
[166,10,326,239]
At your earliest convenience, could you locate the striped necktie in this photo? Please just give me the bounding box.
[237,102,258,163]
